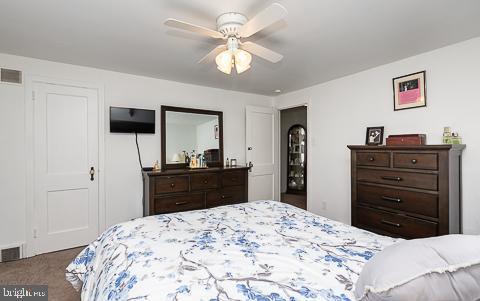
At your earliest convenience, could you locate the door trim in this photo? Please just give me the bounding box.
[275,100,311,210]
[24,76,105,257]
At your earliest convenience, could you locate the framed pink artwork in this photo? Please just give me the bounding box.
[393,71,426,111]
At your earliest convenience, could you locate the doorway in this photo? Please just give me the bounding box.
[280,106,307,209]
[246,106,275,201]
[26,78,104,256]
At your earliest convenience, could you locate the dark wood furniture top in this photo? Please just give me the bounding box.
[161,106,224,170]
[348,144,465,239]
[143,166,248,216]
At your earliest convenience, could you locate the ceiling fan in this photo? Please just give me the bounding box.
[164,3,288,74]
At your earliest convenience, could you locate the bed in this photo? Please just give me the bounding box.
[66,201,399,301]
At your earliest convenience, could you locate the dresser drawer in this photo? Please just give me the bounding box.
[356,152,390,167]
[155,176,189,194]
[154,193,204,214]
[357,169,438,191]
[222,171,245,187]
[190,173,219,191]
[206,186,245,208]
[356,206,438,238]
[357,184,438,218]
[393,153,438,170]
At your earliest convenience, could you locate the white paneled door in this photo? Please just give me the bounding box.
[33,82,99,254]
[246,106,275,201]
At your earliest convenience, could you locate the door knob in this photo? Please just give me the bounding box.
[89,167,95,181]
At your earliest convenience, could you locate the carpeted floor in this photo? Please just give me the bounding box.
[0,247,83,301]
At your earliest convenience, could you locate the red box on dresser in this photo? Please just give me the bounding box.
[386,134,426,146]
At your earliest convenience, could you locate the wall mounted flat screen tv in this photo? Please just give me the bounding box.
[110,107,155,133]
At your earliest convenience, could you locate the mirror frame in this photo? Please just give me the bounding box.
[161,105,224,170]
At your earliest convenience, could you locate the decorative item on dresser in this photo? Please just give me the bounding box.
[348,144,465,239]
[143,166,249,216]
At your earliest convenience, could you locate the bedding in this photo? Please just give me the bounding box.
[355,234,480,301]
[66,201,399,301]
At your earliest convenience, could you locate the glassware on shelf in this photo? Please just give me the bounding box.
[287,125,306,193]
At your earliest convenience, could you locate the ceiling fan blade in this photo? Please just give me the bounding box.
[239,3,288,38]
[241,42,283,63]
[164,18,224,39]
[198,45,227,64]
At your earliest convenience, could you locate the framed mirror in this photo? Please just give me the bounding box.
[161,106,223,170]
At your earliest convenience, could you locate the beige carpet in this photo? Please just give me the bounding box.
[0,247,83,301]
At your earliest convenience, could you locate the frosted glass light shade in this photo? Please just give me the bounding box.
[235,49,252,67]
[215,50,233,74]
[235,63,251,74]
[171,153,181,162]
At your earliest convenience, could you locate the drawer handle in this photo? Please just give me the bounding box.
[204,180,208,184]
[221,195,232,199]
[369,157,375,162]
[411,159,417,164]
[381,196,402,203]
[381,176,402,182]
[221,195,225,199]
[175,201,188,206]
[381,220,401,228]
[170,183,176,188]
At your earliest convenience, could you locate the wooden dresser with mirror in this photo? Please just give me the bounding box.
[348,145,465,239]
[143,106,248,216]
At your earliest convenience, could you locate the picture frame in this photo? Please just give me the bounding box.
[365,126,384,146]
[393,71,426,111]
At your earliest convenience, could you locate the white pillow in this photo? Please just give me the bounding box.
[355,235,480,301]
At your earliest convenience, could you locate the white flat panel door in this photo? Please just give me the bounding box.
[34,82,99,254]
[246,106,275,201]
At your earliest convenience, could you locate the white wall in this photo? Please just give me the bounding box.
[166,124,196,163]
[0,52,273,249]
[275,37,480,235]
[196,119,219,154]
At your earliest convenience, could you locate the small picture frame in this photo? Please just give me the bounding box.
[393,71,426,111]
[214,125,219,139]
[366,126,384,146]
[230,158,237,167]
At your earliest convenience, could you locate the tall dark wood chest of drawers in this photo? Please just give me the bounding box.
[348,145,465,239]
[143,166,249,216]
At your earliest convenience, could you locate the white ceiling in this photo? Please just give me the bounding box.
[166,111,217,126]
[1,0,479,95]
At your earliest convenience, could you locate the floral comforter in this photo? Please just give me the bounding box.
[66,201,398,301]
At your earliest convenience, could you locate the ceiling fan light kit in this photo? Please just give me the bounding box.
[215,37,252,75]
[165,3,287,75]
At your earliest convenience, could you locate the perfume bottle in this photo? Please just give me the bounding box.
[226,158,230,167]
[191,150,196,168]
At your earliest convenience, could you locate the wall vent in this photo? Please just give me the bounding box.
[1,246,21,262]
[0,68,22,84]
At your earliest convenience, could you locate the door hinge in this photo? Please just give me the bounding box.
[33,228,37,239]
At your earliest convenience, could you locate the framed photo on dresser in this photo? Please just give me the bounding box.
[393,71,426,111]
[365,126,384,146]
